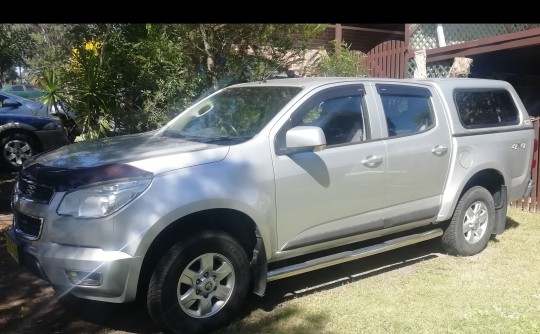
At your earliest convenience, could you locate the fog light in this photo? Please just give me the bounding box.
[65,270,102,286]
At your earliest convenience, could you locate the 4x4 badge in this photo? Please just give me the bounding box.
[510,143,527,149]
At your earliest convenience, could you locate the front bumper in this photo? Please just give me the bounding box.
[5,228,140,303]
[34,129,70,152]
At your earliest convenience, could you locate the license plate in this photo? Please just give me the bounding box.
[5,233,19,264]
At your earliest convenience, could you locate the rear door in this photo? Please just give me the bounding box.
[374,84,452,228]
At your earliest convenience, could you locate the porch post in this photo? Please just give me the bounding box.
[335,23,342,54]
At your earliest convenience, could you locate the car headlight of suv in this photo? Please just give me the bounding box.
[57,178,152,218]
[43,121,62,130]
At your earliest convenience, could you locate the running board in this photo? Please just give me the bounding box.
[267,228,443,282]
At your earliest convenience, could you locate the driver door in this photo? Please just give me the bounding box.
[271,85,387,251]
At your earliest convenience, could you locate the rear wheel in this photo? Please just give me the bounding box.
[442,186,495,256]
[0,133,38,171]
[147,231,250,334]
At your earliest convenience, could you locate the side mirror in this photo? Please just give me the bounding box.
[2,98,21,108]
[285,126,326,154]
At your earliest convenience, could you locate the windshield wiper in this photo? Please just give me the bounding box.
[162,131,204,140]
[163,131,251,143]
[197,135,253,143]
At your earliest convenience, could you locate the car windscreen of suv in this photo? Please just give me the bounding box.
[162,86,302,143]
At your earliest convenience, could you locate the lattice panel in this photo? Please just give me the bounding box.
[426,60,452,78]
[407,59,452,78]
[511,23,540,32]
[409,24,439,50]
[409,24,540,49]
[444,24,507,45]
[407,58,415,78]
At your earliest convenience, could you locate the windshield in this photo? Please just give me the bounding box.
[161,86,302,143]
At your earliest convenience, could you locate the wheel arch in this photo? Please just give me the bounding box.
[440,168,507,235]
[0,126,43,152]
[136,208,267,301]
[459,168,505,206]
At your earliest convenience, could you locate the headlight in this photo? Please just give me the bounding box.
[43,121,62,130]
[57,178,152,218]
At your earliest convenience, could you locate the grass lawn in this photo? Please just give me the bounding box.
[217,208,540,334]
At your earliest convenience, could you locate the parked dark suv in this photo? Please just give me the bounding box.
[0,92,70,171]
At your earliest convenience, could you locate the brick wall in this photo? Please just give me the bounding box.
[308,26,336,49]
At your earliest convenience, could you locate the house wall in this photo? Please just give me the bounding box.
[409,24,540,50]
[408,24,540,79]
[309,25,404,53]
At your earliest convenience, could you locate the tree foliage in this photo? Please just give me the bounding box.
[23,24,325,140]
[0,24,35,86]
[25,24,72,74]
[185,24,324,89]
[314,41,368,77]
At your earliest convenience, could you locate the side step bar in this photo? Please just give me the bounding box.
[267,228,443,282]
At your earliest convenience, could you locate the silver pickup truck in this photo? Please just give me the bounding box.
[4,77,536,334]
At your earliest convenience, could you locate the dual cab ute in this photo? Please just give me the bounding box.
[4,77,536,334]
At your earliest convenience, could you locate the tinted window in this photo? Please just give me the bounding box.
[11,86,24,92]
[454,90,519,128]
[377,85,434,137]
[293,95,366,146]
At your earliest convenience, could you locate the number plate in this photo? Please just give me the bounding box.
[5,233,19,264]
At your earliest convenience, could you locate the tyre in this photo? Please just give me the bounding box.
[147,231,250,334]
[442,186,495,256]
[0,133,38,171]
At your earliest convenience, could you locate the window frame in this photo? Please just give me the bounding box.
[274,85,368,155]
[376,84,436,138]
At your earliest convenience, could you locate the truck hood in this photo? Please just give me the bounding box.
[22,132,230,191]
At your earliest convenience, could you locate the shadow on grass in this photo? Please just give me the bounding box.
[55,295,161,334]
[504,216,520,230]
[0,172,16,215]
[490,216,520,243]
[216,240,443,333]
[0,200,11,216]
[240,238,443,316]
[216,304,335,334]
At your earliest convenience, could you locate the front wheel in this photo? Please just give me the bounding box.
[147,231,250,334]
[0,133,38,171]
[442,186,495,256]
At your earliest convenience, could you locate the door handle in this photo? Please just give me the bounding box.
[431,145,448,156]
[362,155,382,167]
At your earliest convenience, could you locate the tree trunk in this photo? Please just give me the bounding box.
[199,24,217,89]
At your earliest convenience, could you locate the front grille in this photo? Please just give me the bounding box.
[17,178,55,203]
[14,211,44,240]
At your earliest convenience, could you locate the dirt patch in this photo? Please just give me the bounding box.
[0,172,17,204]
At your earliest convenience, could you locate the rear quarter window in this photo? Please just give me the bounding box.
[454,89,519,128]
